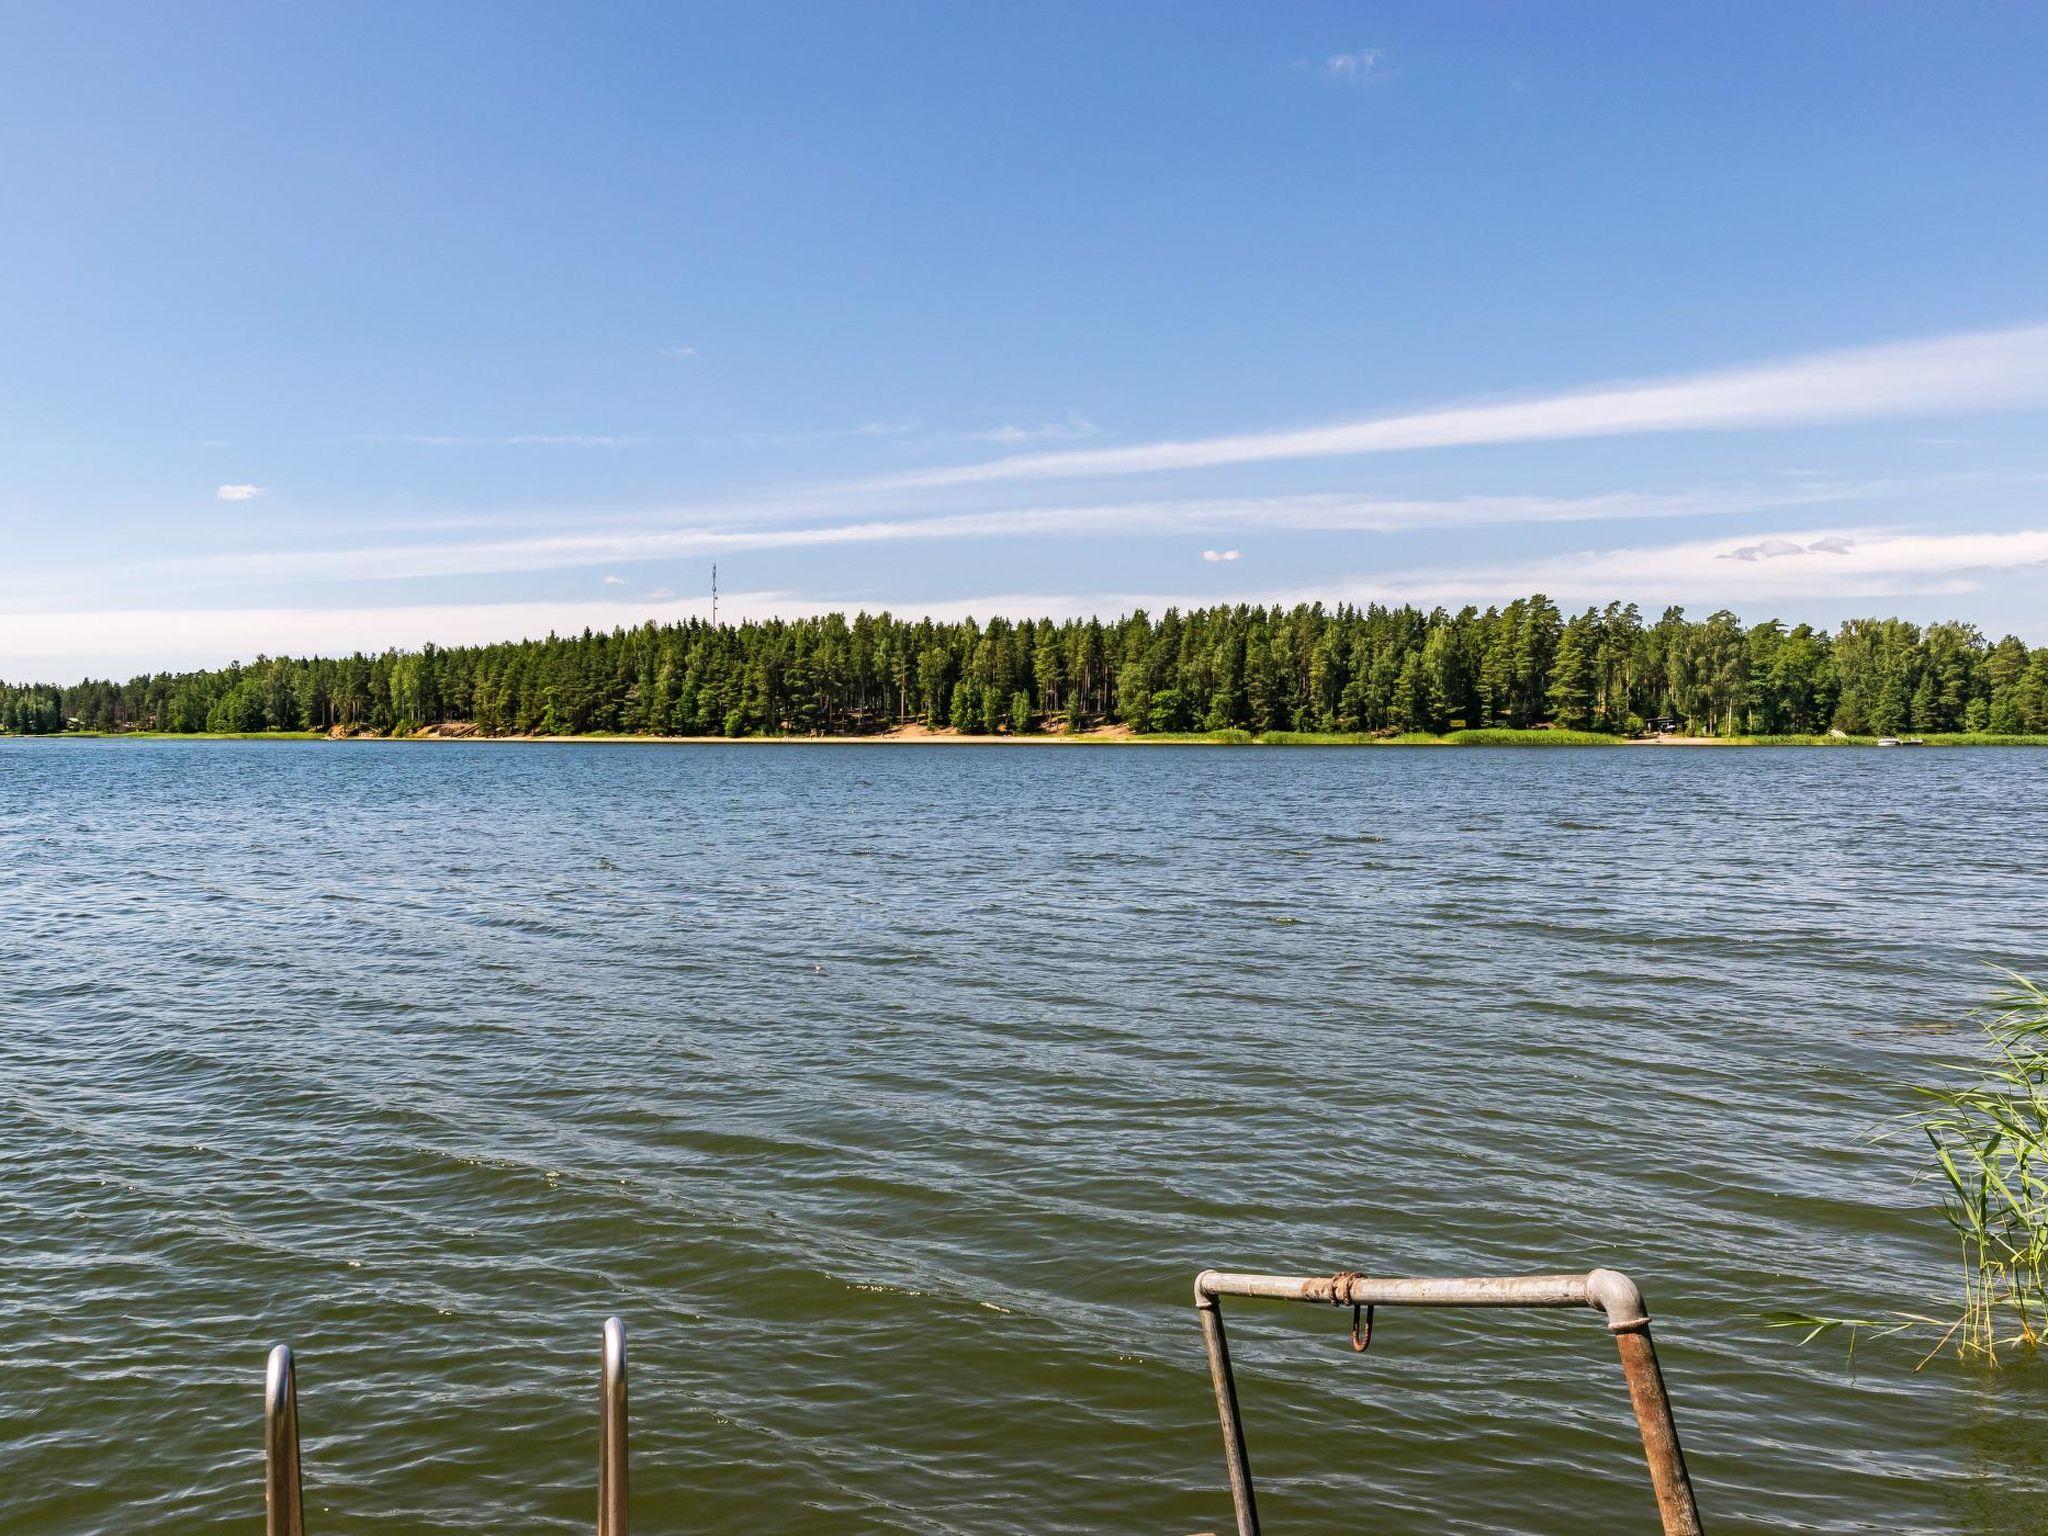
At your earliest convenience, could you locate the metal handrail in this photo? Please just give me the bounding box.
[260,1320,632,1533]
[599,1316,630,1536]
[263,1345,305,1536]
[1193,1267,1704,1536]
[259,1281,1698,1533]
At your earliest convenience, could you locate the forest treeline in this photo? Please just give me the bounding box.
[6,599,2048,739]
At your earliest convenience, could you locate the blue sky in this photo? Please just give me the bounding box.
[5,2,2048,680]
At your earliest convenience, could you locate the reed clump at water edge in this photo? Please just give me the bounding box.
[1777,972,2048,1365]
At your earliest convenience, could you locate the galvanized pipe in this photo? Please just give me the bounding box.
[1199,1269,1592,1310]
[598,1316,629,1536]
[1192,1267,1704,1536]
[263,1345,305,1536]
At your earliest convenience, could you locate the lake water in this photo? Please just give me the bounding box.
[3,738,2045,1535]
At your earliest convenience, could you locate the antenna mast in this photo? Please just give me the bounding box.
[711,563,718,628]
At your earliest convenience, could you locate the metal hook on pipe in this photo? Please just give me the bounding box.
[264,1345,306,1536]
[598,1317,629,1536]
[1327,1271,1374,1352]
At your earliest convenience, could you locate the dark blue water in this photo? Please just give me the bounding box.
[3,739,2044,1534]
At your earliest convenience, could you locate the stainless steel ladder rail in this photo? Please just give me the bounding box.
[262,1317,632,1534]
[1193,1267,1704,1536]
[263,1346,304,1536]
[599,1315,630,1536]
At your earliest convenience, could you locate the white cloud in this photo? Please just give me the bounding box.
[856,321,2048,492]
[1326,49,1385,81]
[724,419,921,447]
[963,418,1101,445]
[372,434,646,448]
[1722,535,1857,562]
[20,473,1961,602]
[602,574,626,585]
[216,484,265,501]
[1202,549,1241,562]
[1358,526,2048,607]
[1722,538,1810,562]
[14,524,2048,680]
[660,345,697,358]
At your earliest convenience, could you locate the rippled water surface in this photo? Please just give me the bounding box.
[5,738,2047,1534]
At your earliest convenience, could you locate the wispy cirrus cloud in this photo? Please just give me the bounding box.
[962,418,1101,445]
[855,322,2048,492]
[25,521,2048,680]
[16,522,2048,680]
[46,476,1915,596]
[368,433,648,448]
[721,419,922,447]
[1359,526,2048,608]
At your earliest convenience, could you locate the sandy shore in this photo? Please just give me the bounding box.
[431,724,1147,745]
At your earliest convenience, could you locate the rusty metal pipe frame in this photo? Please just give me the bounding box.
[1193,1267,1703,1536]
[263,1345,306,1536]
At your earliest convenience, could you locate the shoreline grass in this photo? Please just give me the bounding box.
[11,729,327,741]
[9,727,2048,747]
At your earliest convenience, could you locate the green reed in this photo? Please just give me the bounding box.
[1442,727,1624,746]
[1774,972,2048,1365]
[1914,973,2048,1361]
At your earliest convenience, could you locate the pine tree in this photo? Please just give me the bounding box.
[1546,616,1598,730]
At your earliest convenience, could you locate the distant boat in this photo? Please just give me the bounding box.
[1876,736,1901,747]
